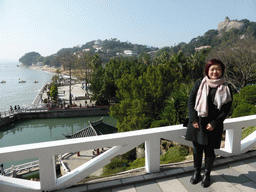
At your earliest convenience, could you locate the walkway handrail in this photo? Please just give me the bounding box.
[4,160,39,176]
[1,114,256,191]
[0,82,49,118]
[31,82,49,108]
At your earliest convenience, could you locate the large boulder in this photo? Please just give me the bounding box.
[218,17,245,33]
[218,17,230,32]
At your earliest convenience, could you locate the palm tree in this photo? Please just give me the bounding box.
[160,84,192,125]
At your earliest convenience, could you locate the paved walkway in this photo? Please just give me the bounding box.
[60,148,109,177]
[55,150,256,192]
[58,84,96,107]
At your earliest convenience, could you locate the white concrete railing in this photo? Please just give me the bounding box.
[4,160,39,177]
[1,114,256,191]
[31,82,49,108]
[0,107,48,118]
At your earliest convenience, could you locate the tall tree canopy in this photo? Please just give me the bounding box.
[110,59,183,132]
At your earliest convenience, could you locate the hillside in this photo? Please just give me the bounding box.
[19,39,159,67]
[167,17,256,56]
[19,17,256,67]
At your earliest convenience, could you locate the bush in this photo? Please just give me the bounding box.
[102,145,190,176]
[239,85,256,105]
[231,103,256,118]
[102,158,130,176]
[242,126,256,140]
[231,85,256,117]
[129,158,145,169]
[230,94,240,116]
[150,119,169,128]
[160,145,189,164]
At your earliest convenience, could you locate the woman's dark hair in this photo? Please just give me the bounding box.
[205,59,225,77]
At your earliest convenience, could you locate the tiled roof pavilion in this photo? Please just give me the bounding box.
[63,117,118,138]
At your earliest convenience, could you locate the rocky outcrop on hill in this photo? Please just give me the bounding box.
[218,17,245,33]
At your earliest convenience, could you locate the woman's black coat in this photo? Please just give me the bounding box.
[185,79,233,149]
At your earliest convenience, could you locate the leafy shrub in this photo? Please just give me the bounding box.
[102,145,190,176]
[102,158,130,175]
[150,119,169,128]
[242,126,256,140]
[231,103,256,118]
[160,145,189,164]
[239,85,256,105]
[230,94,240,115]
[129,158,145,169]
[231,85,256,117]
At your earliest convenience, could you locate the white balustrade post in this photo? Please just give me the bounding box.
[39,154,57,191]
[225,128,242,155]
[145,137,160,173]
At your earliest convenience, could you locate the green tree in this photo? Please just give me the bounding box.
[110,63,181,132]
[52,75,59,85]
[187,48,210,81]
[158,84,192,126]
[90,57,148,105]
[49,82,58,101]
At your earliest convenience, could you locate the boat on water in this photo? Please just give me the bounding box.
[0,80,6,83]
[19,80,26,83]
[34,80,39,83]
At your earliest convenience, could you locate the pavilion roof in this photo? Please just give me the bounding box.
[62,117,117,139]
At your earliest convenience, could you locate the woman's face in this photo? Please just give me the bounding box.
[208,64,222,79]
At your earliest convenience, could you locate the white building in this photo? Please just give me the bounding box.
[123,50,137,56]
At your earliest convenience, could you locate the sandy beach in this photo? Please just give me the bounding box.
[29,64,60,74]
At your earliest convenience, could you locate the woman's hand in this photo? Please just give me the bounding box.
[206,123,214,131]
[192,121,199,129]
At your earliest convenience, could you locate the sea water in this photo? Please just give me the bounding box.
[0,61,54,112]
[0,61,117,170]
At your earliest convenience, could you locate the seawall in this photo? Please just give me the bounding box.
[0,107,110,128]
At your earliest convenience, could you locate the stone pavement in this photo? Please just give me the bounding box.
[58,84,96,107]
[55,150,256,192]
[60,148,109,177]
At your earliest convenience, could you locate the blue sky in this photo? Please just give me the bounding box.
[0,0,255,61]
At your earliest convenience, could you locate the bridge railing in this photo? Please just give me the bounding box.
[1,114,256,192]
[0,107,48,118]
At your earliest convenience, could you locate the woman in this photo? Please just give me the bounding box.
[185,59,232,188]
